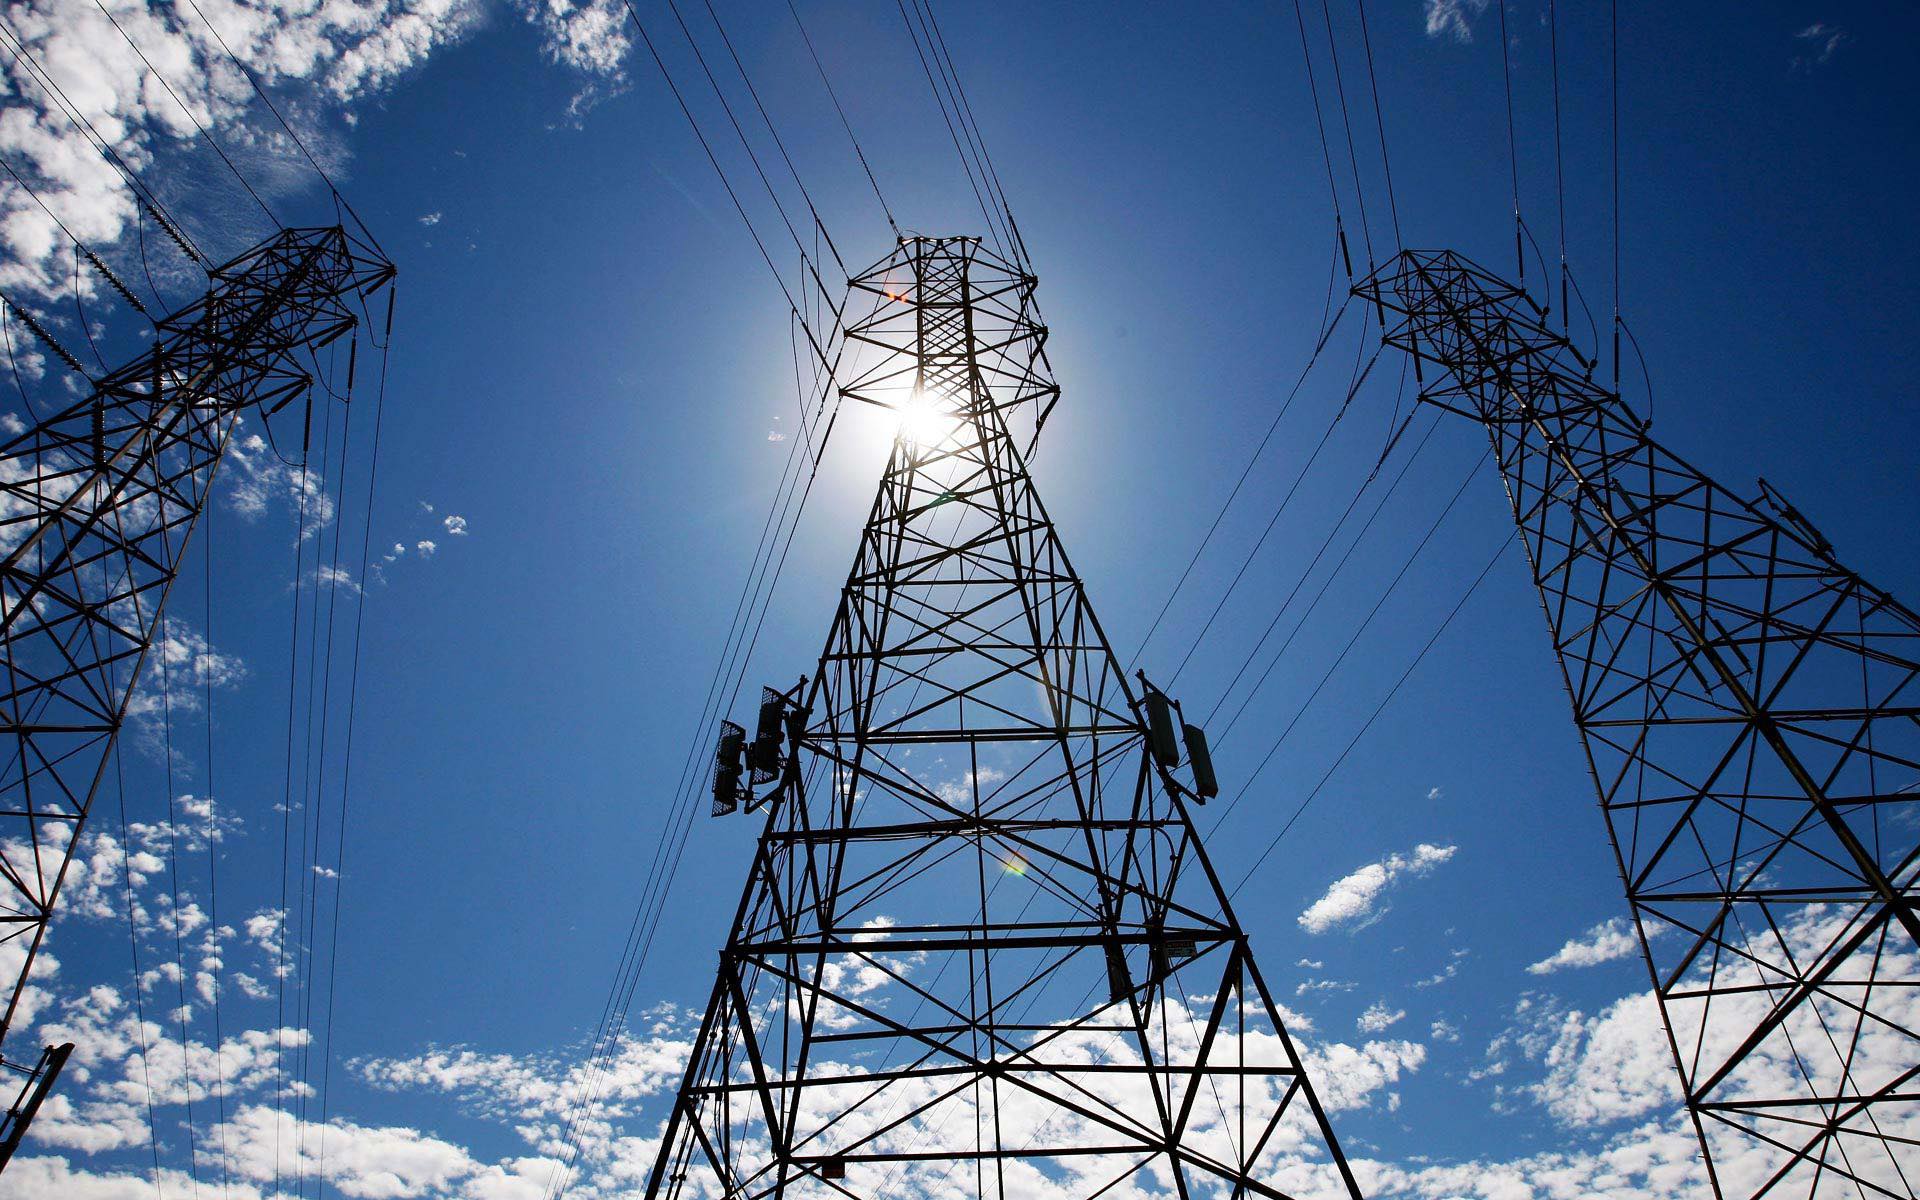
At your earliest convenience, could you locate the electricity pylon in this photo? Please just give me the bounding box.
[0,226,393,1167]
[648,237,1360,1200]
[1357,249,1919,1199]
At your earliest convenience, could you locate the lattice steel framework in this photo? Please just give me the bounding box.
[1357,249,1919,1199]
[647,237,1359,1200]
[0,225,393,1159]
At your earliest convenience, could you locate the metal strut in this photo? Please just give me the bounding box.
[1357,248,1920,1200]
[0,225,393,1168]
[645,237,1360,1200]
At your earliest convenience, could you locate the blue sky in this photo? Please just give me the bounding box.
[2,1,1917,1197]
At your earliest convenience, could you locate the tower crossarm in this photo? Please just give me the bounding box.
[0,226,392,1143]
[1355,247,1920,1200]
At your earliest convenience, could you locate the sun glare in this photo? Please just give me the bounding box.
[896,387,962,447]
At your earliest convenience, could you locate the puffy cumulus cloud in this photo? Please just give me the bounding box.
[0,0,633,312]
[218,1105,486,1198]
[0,0,483,299]
[1519,990,1680,1126]
[1353,1118,1708,1199]
[355,988,1424,1198]
[11,1105,501,1200]
[1356,1001,1405,1034]
[1499,905,1919,1194]
[515,0,631,77]
[1526,916,1642,975]
[1298,1037,1425,1115]
[1298,843,1456,935]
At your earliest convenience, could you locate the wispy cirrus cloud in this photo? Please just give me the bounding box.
[1422,0,1491,44]
[1792,22,1850,71]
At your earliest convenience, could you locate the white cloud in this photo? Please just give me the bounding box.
[1357,1001,1406,1033]
[514,0,632,77]
[1298,842,1457,935]
[0,0,486,302]
[442,513,467,535]
[1354,1118,1709,1199]
[1526,916,1642,975]
[415,539,436,557]
[1413,946,1470,989]
[0,0,633,312]
[418,210,442,225]
[1425,786,1442,801]
[1793,22,1850,69]
[1295,977,1356,996]
[1422,0,1490,43]
[1522,990,1680,1126]
[223,426,335,539]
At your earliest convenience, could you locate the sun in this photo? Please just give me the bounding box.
[894,385,967,447]
[896,386,963,448]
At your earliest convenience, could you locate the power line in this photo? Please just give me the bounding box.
[1227,534,1511,898]
[1611,0,1623,387]
[895,0,1012,258]
[1316,0,1377,267]
[1131,283,1349,667]
[1204,409,1441,735]
[176,0,389,258]
[1208,450,1490,834]
[544,284,850,1199]
[1288,0,1349,265]
[662,0,847,288]
[0,13,210,268]
[1165,325,1380,687]
[1548,0,1569,332]
[618,0,842,379]
[154,610,207,1200]
[110,735,169,1199]
[787,0,899,236]
[200,467,233,1196]
[915,0,1025,267]
[1353,0,1402,249]
[1496,0,1524,282]
[87,0,279,228]
[316,287,395,1200]
[700,0,847,274]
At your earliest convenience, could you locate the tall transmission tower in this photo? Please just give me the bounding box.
[647,237,1359,1200]
[1357,249,1919,1199]
[0,225,393,1167]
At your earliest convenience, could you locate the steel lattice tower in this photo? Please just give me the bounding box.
[0,226,393,1165]
[1357,249,1919,1199]
[647,237,1360,1200]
